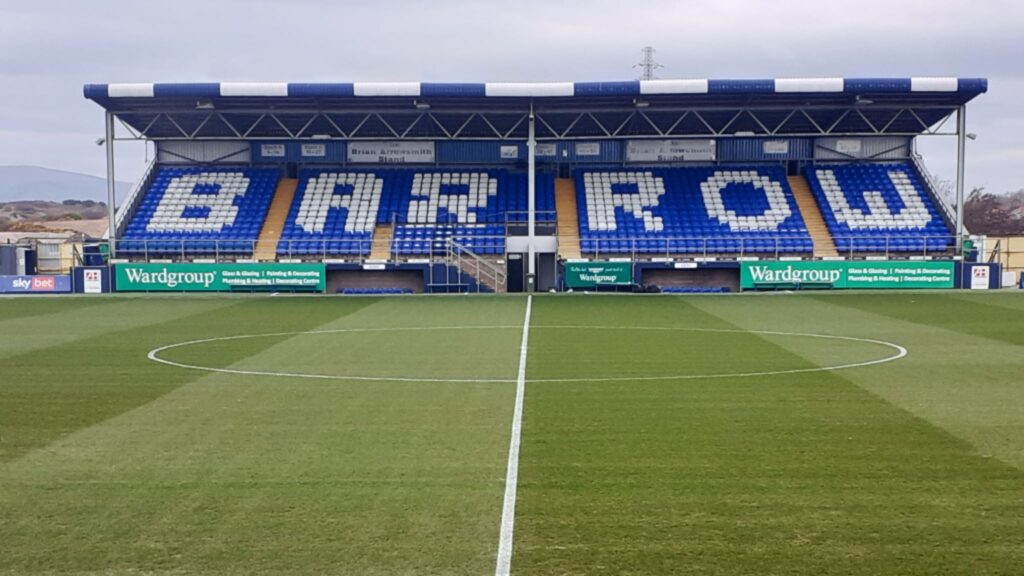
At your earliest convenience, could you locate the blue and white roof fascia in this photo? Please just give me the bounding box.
[84,77,987,100]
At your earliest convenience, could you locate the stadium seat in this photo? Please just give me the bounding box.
[120,166,280,257]
[275,168,555,258]
[574,166,813,256]
[804,163,953,253]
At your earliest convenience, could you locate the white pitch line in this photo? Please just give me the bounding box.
[523,325,908,383]
[146,326,522,384]
[495,295,532,576]
[146,324,908,385]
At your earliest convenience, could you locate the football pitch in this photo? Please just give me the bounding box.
[2,292,1024,575]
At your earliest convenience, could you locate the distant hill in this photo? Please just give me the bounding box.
[0,165,132,202]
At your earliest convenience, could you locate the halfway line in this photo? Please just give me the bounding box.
[495,295,532,576]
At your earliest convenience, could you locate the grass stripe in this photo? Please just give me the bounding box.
[513,295,1024,575]
[0,297,526,575]
[0,298,375,463]
[0,296,118,321]
[812,292,1024,347]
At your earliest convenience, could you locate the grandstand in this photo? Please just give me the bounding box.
[84,77,985,292]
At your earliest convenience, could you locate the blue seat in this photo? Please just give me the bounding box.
[804,162,952,255]
[575,166,813,257]
[121,166,280,258]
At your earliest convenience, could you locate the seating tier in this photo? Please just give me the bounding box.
[278,168,554,257]
[120,167,280,256]
[575,166,813,255]
[803,163,952,253]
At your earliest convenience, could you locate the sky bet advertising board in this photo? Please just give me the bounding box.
[0,275,72,293]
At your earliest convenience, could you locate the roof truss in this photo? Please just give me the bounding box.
[113,104,960,141]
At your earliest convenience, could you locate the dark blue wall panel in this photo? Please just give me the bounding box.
[251,141,346,163]
[718,138,812,161]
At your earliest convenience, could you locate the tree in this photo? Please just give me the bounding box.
[963,187,1024,235]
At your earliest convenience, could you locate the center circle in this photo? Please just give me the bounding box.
[147,325,906,383]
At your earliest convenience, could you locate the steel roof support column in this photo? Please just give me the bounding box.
[105,111,117,258]
[527,106,536,291]
[955,105,966,257]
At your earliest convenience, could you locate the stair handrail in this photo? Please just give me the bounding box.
[446,238,506,292]
[389,211,398,262]
[911,152,960,230]
[108,156,158,240]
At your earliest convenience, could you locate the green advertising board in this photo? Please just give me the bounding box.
[564,261,633,288]
[115,263,326,292]
[740,261,954,290]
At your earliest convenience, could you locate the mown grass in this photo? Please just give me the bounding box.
[1,293,1023,575]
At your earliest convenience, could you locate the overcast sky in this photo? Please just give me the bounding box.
[1,0,1021,193]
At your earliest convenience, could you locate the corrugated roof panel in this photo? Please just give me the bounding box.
[153,83,219,98]
[220,82,288,97]
[775,78,844,93]
[485,82,574,97]
[574,81,640,96]
[639,79,708,94]
[421,83,486,97]
[844,78,913,93]
[288,83,355,98]
[911,77,959,92]
[709,79,775,94]
[353,82,421,97]
[107,83,154,98]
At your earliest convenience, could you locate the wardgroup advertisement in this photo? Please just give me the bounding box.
[114,263,325,292]
[740,261,954,289]
[563,262,633,288]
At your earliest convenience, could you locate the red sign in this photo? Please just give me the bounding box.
[31,276,56,291]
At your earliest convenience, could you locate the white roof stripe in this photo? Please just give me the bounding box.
[353,82,421,97]
[107,83,155,98]
[485,82,575,97]
[911,77,959,92]
[640,79,709,95]
[220,82,289,97]
[775,78,844,93]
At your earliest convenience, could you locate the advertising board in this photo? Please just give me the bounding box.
[740,261,954,289]
[564,262,632,288]
[0,275,72,293]
[114,263,325,292]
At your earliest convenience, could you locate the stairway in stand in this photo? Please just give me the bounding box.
[253,178,297,261]
[788,175,839,258]
[554,178,581,259]
[368,224,392,260]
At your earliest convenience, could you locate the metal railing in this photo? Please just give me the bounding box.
[578,234,956,261]
[911,153,958,228]
[505,211,558,236]
[111,232,958,266]
[115,239,260,262]
[445,238,506,293]
[110,157,158,241]
[112,234,511,265]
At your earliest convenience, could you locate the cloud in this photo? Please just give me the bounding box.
[0,0,1019,192]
